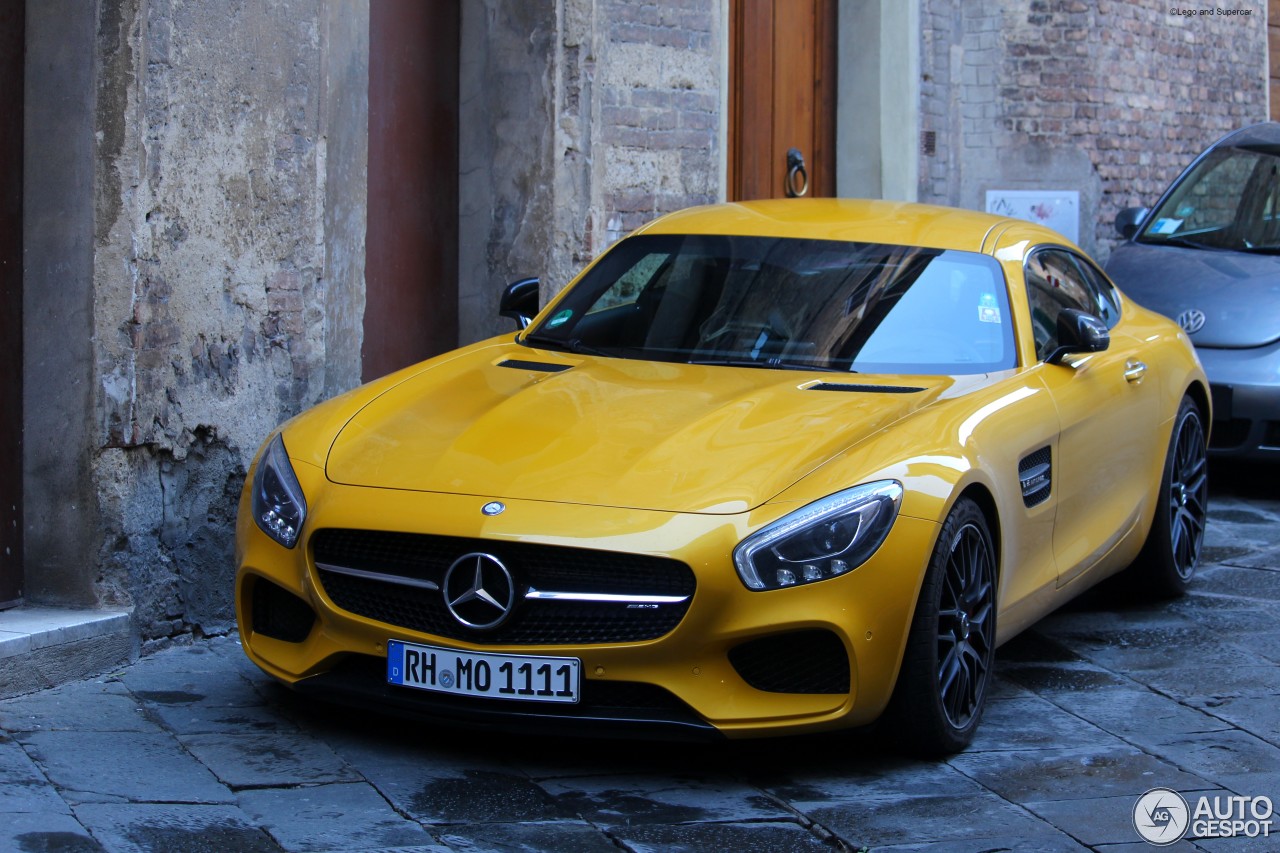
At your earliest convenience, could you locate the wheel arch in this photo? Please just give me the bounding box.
[1184,378,1211,426]
[955,481,1002,582]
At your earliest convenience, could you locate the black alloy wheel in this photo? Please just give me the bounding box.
[936,518,997,730]
[888,496,997,755]
[1134,395,1208,597]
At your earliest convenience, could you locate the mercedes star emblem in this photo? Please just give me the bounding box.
[481,501,506,516]
[1176,308,1206,335]
[442,552,516,630]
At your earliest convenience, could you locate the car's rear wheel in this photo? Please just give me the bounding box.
[1133,395,1208,597]
[888,496,996,756]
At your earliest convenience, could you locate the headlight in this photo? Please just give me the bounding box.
[251,433,307,548]
[734,481,902,591]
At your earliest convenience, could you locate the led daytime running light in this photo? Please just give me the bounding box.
[251,433,307,549]
[734,481,903,591]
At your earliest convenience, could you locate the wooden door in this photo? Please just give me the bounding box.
[0,0,23,609]
[729,0,837,201]
[365,0,459,381]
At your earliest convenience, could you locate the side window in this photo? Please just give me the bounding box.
[1024,248,1121,362]
[1066,254,1122,330]
[1024,249,1092,362]
[588,252,670,314]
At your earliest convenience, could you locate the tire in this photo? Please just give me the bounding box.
[1132,395,1208,598]
[888,496,997,756]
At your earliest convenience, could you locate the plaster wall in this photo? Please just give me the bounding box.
[26,0,368,648]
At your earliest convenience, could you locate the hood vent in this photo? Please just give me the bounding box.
[807,382,925,394]
[499,359,571,373]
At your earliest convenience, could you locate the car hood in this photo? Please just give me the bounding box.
[324,345,950,514]
[1106,242,1280,347]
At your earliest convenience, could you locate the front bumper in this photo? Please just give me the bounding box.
[235,468,938,739]
[1196,340,1280,457]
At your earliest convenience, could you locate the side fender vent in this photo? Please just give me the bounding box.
[1019,446,1052,508]
[807,382,925,394]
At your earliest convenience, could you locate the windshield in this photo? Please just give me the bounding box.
[1137,145,1280,252]
[522,234,1016,375]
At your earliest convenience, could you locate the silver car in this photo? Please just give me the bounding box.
[1107,122,1280,459]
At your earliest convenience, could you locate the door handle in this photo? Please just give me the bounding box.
[1124,359,1147,383]
[785,148,809,197]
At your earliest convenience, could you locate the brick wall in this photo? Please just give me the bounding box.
[597,0,722,242]
[920,0,1268,259]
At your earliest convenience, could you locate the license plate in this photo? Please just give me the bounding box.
[386,640,580,704]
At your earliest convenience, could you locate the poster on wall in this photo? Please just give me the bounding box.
[985,190,1080,244]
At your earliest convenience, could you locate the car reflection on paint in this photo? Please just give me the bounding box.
[236,198,1209,755]
[1107,121,1280,459]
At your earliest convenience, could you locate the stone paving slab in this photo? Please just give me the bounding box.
[0,811,104,853]
[0,734,71,814]
[17,730,234,805]
[73,803,283,853]
[179,730,362,788]
[236,782,443,852]
[0,679,151,733]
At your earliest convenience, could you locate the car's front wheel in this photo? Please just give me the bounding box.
[888,496,996,756]
[1132,395,1208,597]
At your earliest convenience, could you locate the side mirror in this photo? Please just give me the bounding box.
[1046,309,1110,365]
[499,277,540,330]
[1114,207,1148,239]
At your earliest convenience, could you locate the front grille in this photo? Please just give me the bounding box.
[251,578,316,643]
[311,529,695,645]
[1210,418,1251,450]
[1263,420,1280,449]
[728,630,850,694]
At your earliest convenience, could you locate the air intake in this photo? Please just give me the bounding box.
[1018,446,1052,508]
[807,382,924,394]
[499,359,571,373]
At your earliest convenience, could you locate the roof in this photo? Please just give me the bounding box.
[1214,121,1280,151]
[633,197,1062,254]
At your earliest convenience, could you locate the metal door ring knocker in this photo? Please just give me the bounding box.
[786,147,809,198]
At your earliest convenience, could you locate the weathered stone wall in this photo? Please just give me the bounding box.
[457,0,558,345]
[458,0,723,345]
[89,0,366,648]
[919,0,1268,259]
[596,0,722,240]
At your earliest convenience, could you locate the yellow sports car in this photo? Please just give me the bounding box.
[236,199,1209,754]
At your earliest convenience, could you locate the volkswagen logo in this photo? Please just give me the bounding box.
[442,553,516,630]
[1176,308,1206,335]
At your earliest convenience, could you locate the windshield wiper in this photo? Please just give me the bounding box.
[1144,235,1215,251]
[686,357,844,373]
[520,333,613,357]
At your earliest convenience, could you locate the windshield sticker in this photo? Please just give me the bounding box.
[546,309,574,329]
[978,293,1001,324]
[1152,218,1182,235]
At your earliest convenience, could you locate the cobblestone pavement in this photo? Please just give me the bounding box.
[2,463,1278,852]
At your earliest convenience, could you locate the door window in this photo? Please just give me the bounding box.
[1023,248,1121,362]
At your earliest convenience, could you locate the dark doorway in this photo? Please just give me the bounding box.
[0,0,23,609]
[364,0,460,381]
[729,0,837,201]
